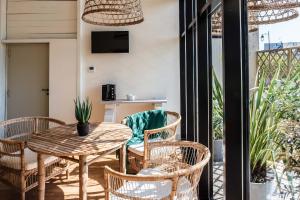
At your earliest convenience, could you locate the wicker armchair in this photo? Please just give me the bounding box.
[0,117,69,200]
[122,111,181,171]
[104,141,210,200]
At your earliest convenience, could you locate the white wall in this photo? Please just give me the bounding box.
[79,0,180,122]
[0,0,6,121]
[212,31,259,88]
[212,38,223,83]
[248,31,259,87]
[49,39,77,123]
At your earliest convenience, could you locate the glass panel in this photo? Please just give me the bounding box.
[249,6,300,200]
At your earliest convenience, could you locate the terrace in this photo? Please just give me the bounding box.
[0,0,299,200]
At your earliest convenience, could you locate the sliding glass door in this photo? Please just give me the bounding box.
[179,0,250,199]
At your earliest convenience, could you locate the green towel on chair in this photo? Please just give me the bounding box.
[125,110,167,147]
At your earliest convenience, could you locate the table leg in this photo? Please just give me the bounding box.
[119,144,126,174]
[103,104,117,122]
[38,154,45,200]
[79,155,88,200]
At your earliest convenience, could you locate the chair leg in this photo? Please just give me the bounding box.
[20,174,26,200]
[65,160,70,179]
[66,169,70,179]
[128,157,140,172]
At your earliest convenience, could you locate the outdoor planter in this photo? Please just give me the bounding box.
[250,180,275,200]
[214,139,224,162]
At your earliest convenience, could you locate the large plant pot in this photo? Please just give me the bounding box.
[77,123,89,136]
[213,139,224,162]
[250,180,275,200]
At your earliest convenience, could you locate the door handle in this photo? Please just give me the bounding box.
[41,89,49,96]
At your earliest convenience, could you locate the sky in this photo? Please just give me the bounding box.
[258,8,300,50]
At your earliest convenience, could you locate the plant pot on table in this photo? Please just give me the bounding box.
[77,123,89,136]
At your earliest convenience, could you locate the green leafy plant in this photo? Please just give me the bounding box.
[74,97,92,124]
[272,66,300,122]
[250,71,283,183]
[212,70,223,140]
[273,120,300,199]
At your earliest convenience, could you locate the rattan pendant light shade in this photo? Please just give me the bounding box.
[211,12,258,37]
[211,7,299,36]
[248,0,300,10]
[82,0,144,26]
[210,0,300,37]
[249,8,299,25]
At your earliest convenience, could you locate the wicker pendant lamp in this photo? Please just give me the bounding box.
[248,0,300,10]
[82,0,144,26]
[211,8,298,36]
[249,8,299,25]
[212,10,258,37]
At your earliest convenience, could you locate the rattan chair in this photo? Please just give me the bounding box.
[0,117,69,200]
[104,141,211,200]
[122,111,181,172]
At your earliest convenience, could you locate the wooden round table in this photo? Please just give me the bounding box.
[27,122,132,200]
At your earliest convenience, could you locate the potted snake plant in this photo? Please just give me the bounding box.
[212,70,224,162]
[74,97,92,136]
[249,71,282,200]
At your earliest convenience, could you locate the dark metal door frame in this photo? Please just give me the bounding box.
[179,0,250,199]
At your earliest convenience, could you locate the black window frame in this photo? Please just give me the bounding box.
[179,0,250,199]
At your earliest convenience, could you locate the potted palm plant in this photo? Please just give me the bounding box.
[249,72,282,200]
[212,70,224,162]
[74,97,92,136]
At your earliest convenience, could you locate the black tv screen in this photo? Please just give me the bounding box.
[91,31,129,53]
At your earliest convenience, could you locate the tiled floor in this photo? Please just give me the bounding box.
[213,162,300,200]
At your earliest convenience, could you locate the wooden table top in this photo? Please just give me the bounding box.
[27,123,132,156]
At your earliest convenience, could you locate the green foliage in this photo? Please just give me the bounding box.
[250,70,283,183]
[279,126,300,173]
[274,120,300,198]
[74,97,92,124]
[212,70,224,140]
[250,64,300,183]
[271,66,300,121]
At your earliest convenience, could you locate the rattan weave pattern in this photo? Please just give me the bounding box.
[122,111,181,172]
[104,141,211,200]
[249,8,299,25]
[0,117,68,200]
[248,0,300,10]
[82,0,144,26]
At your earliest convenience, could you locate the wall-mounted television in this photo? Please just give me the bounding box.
[91,31,129,53]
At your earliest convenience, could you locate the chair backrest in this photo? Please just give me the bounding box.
[145,141,211,199]
[144,111,181,140]
[0,117,66,141]
[122,110,181,143]
[104,141,210,200]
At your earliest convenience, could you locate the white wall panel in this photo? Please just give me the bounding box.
[7,0,76,39]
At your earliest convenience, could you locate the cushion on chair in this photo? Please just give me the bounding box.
[110,168,193,200]
[127,137,162,156]
[0,148,59,171]
[125,110,167,147]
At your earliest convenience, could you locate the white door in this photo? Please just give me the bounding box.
[7,43,49,119]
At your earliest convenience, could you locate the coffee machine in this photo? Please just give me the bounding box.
[102,84,116,101]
